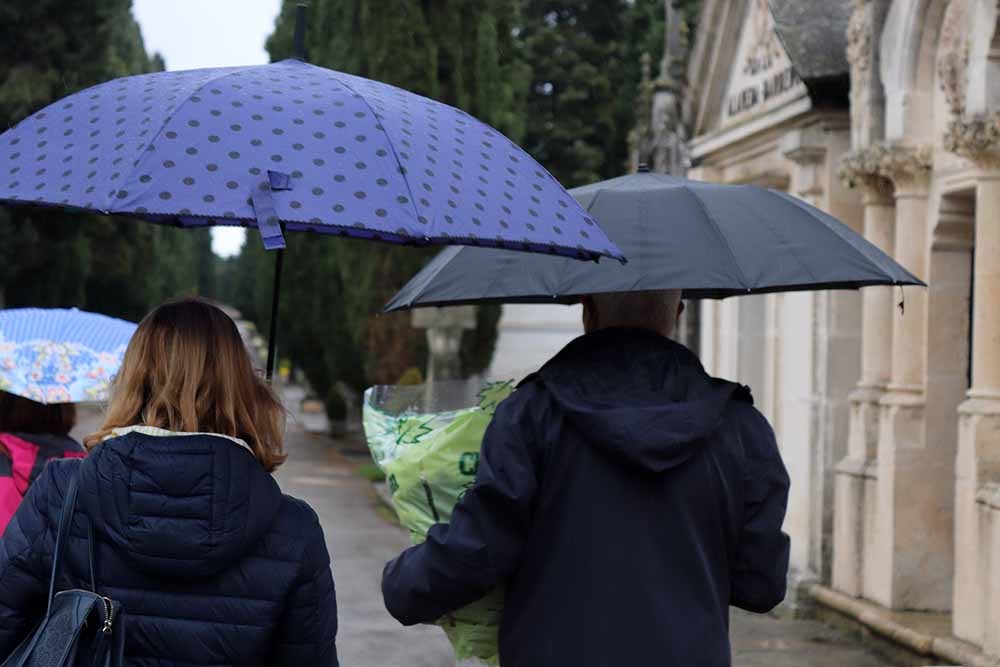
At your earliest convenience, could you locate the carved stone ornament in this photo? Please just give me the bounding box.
[937,0,969,117]
[943,114,1000,166]
[839,143,932,190]
[838,146,883,189]
[873,143,933,183]
[846,0,872,76]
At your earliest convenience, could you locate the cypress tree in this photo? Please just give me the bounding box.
[0,0,220,318]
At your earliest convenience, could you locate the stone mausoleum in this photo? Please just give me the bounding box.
[631,0,1000,663]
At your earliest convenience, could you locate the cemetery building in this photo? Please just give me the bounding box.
[637,0,1000,662]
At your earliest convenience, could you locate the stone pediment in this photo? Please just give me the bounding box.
[685,0,814,150]
[721,0,808,125]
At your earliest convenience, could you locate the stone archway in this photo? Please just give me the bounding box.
[881,0,954,139]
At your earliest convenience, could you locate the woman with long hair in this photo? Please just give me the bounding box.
[0,392,84,535]
[0,299,338,665]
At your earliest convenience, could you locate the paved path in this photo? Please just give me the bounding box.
[275,423,456,667]
[731,609,887,667]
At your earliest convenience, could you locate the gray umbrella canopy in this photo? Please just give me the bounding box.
[385,171,923,311]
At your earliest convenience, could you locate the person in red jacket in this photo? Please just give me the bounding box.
[0,391,84,535]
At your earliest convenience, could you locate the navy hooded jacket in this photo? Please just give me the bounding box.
[0,431,338,666]
[383,328,790,667]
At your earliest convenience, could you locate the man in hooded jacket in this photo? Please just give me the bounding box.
[382,289,790,667]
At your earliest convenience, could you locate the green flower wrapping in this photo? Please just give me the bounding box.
[364,380,515,665]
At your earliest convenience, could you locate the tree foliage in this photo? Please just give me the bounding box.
[0,0,217,319]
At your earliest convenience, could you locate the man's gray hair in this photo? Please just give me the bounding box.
[588,289,683,336]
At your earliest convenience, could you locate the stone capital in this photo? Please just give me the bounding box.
[838,146,881,188]
[943,114,1000,168]
[874,144,932,194]
[838,147,896,204]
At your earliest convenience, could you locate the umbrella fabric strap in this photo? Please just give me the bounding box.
[250,171,292,251]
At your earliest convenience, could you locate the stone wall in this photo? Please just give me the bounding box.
[680,0,1000,658]
[829,0,1000,658]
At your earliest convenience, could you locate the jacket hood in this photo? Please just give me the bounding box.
[535,328,750,472]
[77,431,283,579]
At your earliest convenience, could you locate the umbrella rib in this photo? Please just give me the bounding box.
[108,67,253,215]
[768,190,921,285]
[741,189,823,286]
[323,70,423,234]
[680,185,753,291]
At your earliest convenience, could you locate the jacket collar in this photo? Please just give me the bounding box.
[106,425,255,455]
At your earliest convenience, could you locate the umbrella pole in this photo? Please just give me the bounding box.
[264,4,304,383]
[265,244,285,382]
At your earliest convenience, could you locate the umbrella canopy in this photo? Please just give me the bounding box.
[0,308,137,404]
[0,59,621,262]
[386,170,924,311]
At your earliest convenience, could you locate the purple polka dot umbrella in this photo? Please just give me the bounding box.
[0,16,623,377]
[0,60,619,260]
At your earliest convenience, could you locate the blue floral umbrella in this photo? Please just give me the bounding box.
[0,308,137,404]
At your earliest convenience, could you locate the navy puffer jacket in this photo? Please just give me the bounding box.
[0,431,338,666]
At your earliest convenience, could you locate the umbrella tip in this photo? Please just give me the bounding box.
[637,163,650,173]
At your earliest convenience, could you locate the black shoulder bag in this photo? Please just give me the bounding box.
[2,472,125,667]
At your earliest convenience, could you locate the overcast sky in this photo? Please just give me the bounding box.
[132,0,282,257]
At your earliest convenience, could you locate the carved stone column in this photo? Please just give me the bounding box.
[829,0,894,600]
[833,148,896,597]
[781,124,863,593]
[868,144,935,610]
[780,130,828,589]
[846,0,891,148]
[945,119,1000,647]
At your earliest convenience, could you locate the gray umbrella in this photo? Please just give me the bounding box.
[385,169,923,311]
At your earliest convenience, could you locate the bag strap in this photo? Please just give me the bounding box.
[45,469,97,617]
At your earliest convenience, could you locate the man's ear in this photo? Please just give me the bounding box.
[678,300,686,318]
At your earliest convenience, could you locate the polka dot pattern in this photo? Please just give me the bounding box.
[0,59,622,262]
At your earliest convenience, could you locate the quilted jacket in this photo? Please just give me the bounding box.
[0,430,338,666]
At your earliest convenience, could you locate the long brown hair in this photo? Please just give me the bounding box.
[0,390,77,436]
[85,299,286,471]
[0,390,77,459]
